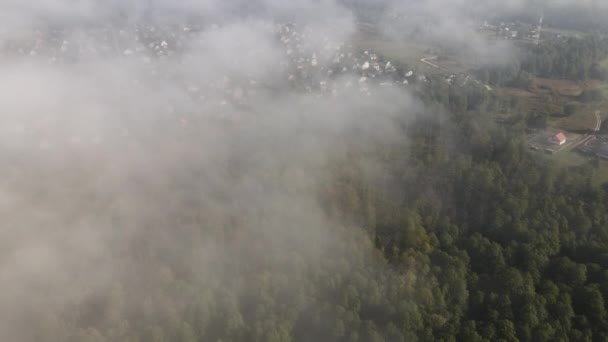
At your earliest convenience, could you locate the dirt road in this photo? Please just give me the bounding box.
[420,56,443,70]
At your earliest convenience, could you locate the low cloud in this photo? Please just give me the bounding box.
[0,1,421,341]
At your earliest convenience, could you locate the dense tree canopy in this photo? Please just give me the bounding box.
[478,36,608,86]
[522,36,608,81]
[13,36,608,342]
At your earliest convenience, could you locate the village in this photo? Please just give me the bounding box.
[1,17,605,169]
[0,21,435,101]
[0,20,446,151]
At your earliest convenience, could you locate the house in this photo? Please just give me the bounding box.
[549,132,567,145]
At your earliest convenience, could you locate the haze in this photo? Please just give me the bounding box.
[2,1,608,341]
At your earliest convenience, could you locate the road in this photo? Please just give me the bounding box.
[571,136,594,150]
[567,111,602,151]
[420,56,444,70]
[419,55,492,90]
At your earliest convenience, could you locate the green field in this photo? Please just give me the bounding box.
[351,23,485,75]
[600,57,608,71]
[549,149,608,185]
[594,160,608,185]
[542,27,587,39]
[352,23,431,63]
[553,149,588,167]
[353,38,434,65]
[598,83,608,98]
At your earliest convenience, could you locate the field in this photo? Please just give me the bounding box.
[551,150,608,185]
[499,76,604,132]
[600,57,608,71]
[598,83,608,98]
[354,37,434,67]
[499,87,536,98]
[541,27,587,39]
[354,22,608,185]
[551,104,598,132]
[594,160,608,185]
[532,78,601,97]
[351,22,485,75]
[553,149,589,167]
[352,23,433,67]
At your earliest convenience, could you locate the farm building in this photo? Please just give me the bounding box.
[548,132,567,145]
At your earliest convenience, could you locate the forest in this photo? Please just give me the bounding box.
[21,58,608,342]
[478,35,608,87]
[5,2,608,340]
[521,36,608,81]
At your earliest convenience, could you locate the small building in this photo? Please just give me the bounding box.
[549,132,567,145]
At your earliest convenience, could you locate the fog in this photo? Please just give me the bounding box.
[0,1,414,341]
[1,0,604,341]
[358,0,608,65]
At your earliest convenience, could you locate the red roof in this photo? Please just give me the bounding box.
[555,132,567,142]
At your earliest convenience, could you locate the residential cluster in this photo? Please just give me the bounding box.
[479,20,539,42]
[0,22,205,63]
[0,21,435,150]
[276,23,419,96]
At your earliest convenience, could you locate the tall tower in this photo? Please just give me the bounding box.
[535,11,544,45]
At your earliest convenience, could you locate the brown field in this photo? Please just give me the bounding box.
[552,104,598,132]
[532,78,601,97]
[498,76,607,132]
[500,78,603,99]
[499,87,537,97]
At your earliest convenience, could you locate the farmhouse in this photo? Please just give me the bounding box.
[549,132,567,145]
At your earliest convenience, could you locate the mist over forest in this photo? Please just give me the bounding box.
[3,1,608,341]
